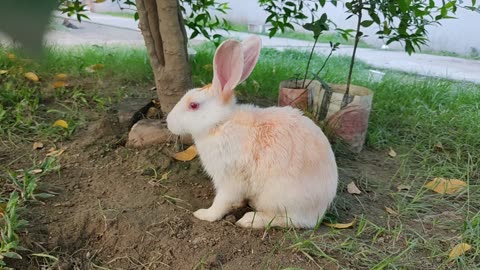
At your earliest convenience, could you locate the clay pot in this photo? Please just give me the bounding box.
[310,83,374,153]
[278,80,316,111]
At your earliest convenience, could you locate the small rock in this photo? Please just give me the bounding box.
[192,236,205,245]
[205,254,221,268]
[225,214,237,223]
[126,119,193,148]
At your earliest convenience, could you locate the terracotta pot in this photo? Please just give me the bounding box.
[310,83,374,153]
[278,80,318,111]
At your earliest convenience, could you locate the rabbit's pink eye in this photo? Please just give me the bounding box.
[189,102,199,110]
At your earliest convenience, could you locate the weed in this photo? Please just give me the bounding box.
[0,192,27,266]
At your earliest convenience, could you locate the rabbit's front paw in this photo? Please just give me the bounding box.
[193,208,223,222]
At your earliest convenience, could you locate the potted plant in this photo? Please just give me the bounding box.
[261,0,469,153]
[277,14,336,111]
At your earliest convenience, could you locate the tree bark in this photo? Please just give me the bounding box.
[136,0,192,113]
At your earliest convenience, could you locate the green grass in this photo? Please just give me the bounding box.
[0,157,60,266]
[421,49,480,61]
[97,11,136,19]
[224,22,371,48]
[0,46,153,144]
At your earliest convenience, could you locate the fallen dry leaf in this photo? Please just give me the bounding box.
[7,53,16,60]
[160,171,170,181]
[347,181,362,194]
[0,202,6,216]
[25,72,39,82]
[52,81,67,88]
[425,178,467,194]
[385,206,398,216]
[434,142,444,151]
[85,63,105,73]
[0,69,7,75]
[146,107,161,118]
[324,219,355,229]
[31,169,43,174]
[203,64,213,71]
[55,73,68,80]
[388,147,397,158]
[449,243,471,259]
[46,148,66,157]
[53,119,69,129]
[397,184,411,191]
[32,142,44,150]
[173,145,198,161]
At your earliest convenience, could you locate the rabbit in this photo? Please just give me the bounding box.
[166,35,338,229]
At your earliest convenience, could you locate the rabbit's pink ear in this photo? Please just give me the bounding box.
[239,35,262,83]
[212,39,244,103]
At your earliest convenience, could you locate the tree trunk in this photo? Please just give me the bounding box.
[135,0,192,113]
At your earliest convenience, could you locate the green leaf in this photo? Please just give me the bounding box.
[319,0,326,7]
[1,252,22,259]
[398,0,409,12]
[360,20,374,27]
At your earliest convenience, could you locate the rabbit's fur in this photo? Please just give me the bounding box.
[167,36,338,228]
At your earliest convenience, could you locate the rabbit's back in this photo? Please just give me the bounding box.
[197,105,337,184]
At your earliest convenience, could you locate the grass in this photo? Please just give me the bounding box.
[97,11,136,19]
[1,44,479,269]
[0,46,153,144]
[422,49,480,61]
[0,157,60,266]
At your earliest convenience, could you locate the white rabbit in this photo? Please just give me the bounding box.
[166,36,338,228]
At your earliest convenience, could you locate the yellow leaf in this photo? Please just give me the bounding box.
[173,145,197,161]
[55,73,68,80]
[0,70,7,75]
[32,142,44,150]
[385,206,398,216]
[388,147,397,157]
[425,178,467,194]
[7,53,16,60]
[85,63,104,73]
[25,72,39,81]
[53,119,69,129]
[46,147,66,157]
[52,81,67,88]
[449,243,471,259]
[324,220,355,229]
[347,181,362,194]
[94,0,106,3]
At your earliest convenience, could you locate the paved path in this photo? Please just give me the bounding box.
[4,12,480,84]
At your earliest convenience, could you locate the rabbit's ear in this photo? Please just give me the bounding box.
[212,39,244,103]
[239,35,262,84]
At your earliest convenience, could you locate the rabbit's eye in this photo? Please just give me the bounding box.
[189,102,199,110]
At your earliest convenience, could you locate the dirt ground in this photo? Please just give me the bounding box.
[5,99,400,270]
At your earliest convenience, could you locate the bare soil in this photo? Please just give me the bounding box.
[6,102,400,270]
